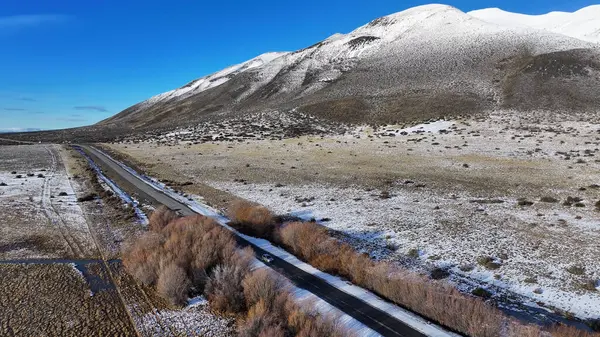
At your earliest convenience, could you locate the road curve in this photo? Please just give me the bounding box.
[78,144,435,337]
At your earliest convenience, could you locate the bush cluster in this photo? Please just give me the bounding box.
[228,200,276,240]
[123,207,346,336]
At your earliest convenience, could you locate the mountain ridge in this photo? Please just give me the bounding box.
[89,4,600,136]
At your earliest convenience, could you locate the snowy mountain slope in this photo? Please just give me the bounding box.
[141,52,289,106]
[469,5,600,44]
[100,4,600,132]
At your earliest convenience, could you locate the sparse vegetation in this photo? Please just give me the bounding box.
[517,198,534,206]
[407,248,420,258]
[478,256,502,270]
[540,196,558,203]
[564,196,584,206]
[524,277,537,284]
[567,266,586,276]
[77,193,98,202]
[471,287,492,299]
[580,280,598,292]
[430,267,450,280]
[459,264,475,272]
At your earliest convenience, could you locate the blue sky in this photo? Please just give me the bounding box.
[0,0,596,131]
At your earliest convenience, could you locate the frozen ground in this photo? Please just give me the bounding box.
[0,145,96,259]
[203,111,600,319]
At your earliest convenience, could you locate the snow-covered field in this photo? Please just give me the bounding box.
[0,145,95,259]
[192,111,600,320]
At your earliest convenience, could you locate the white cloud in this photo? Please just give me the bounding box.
[0,127,42,133]
[0,15,69,34]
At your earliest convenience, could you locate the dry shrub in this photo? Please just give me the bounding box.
[228,200,276,239]
[296,315,345,337]
[366,265,505,336]
[148,205,178,232]
[285,301,346,337]
[122,232,164,286]
[243,269,287,310]
[125,208,347,336]
[258,325,286,337]
[206,264,248,314]
[239,300,284,337]
[278,222,334,262]
[156,263,191,306]
[239,273,347,337]
[206,247,254,314]
[547,324,600,337]
[123,213,238,302]
[278,221,503,336]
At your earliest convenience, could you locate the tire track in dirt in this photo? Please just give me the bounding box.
[40,145,82,258]
[56,147,142,337]
[70,147,178,336]
[50,146,100,257]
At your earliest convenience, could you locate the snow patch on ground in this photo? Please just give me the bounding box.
[75,146,149,225]
[140,300,234,337]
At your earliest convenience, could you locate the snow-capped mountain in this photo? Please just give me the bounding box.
[469,5,600,44]
[101,4,600,131]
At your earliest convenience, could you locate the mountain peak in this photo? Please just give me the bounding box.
[363,4,464,27]
[468,6,600,43]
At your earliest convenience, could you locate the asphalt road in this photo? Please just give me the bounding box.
[78,144,433,337]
